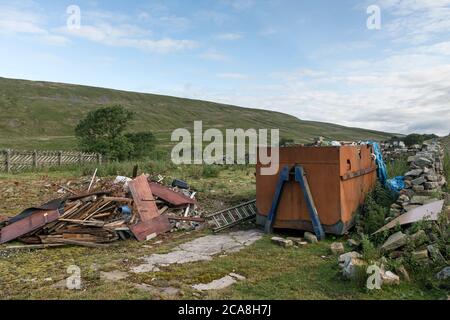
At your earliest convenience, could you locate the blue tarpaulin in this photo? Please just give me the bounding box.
[386,176,405,193]
[367,141,403,194]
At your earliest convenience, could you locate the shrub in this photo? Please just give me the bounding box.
[75,105,134,160]
[360,234,380,262]
[356,183,391,236]
[125,131,157,160]
[75,106,158,161]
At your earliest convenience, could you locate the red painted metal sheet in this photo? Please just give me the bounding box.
[128,175,159,222]
[0,209,60,244]
[129,216,172,241]
[149,182,196,206]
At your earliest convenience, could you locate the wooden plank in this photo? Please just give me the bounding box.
[128,175,159,222]
[50,238,111,248]
[129,216,172,241]
[166,216,205,222]
[102,197,133,203]
[3,244,65,250]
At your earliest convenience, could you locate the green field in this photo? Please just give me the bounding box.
[0,77,394,150]
[0,167,447,300]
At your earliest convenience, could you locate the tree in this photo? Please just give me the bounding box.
[125,132,157,159]
[75,106,135,160]
[403,133,439,147]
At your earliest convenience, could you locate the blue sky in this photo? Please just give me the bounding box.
[1,0,450,135]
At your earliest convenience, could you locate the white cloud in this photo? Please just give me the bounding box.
[199,49,230,61]
[215,32,244,41]
[0,2,69,45]
[56,9,197,54]
[378,0,450,43]
[195,10,230,25]
[259,27,277,37]
[221,0,256,11]
[217,73,249,79]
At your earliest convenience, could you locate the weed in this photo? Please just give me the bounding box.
[386,157,409,178]
[361,234,380,263]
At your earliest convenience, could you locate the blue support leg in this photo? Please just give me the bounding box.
[295,166,326,240]
[264,165,290,234]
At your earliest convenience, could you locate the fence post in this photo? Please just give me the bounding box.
[79,152,83,165]
[33,150,38,168]
[5,149,11,173]
[97,153,102,165]
[58,151,62,166]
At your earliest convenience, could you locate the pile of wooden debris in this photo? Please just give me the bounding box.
[0,174,203,249]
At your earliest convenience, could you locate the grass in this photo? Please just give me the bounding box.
[0,77,394,150]
[0,164,448,300]
[444,152,450,192]
[0,232,446,300]
[386,157,409,178]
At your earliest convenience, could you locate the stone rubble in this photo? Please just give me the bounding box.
[393,141,447,217]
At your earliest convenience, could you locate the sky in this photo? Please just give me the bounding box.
[0,0,449,136]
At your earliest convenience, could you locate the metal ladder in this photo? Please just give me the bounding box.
[206,200,257,232]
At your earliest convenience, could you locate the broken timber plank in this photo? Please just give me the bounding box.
[128,175,160,222]
[166,216,205,223]
[3,244,65,250]
[129,216,172,241]
[50,238,111,248]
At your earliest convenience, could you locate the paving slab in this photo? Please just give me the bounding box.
[131,229,263,273]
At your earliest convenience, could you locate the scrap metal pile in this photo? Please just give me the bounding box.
[0,174,203,248]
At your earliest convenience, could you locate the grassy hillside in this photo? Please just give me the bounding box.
[0,77,394,150]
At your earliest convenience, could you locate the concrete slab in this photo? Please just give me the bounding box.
[131,229,263,274]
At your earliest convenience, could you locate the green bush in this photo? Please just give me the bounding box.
[356,183,392,237]
[125,132,157,159]
[75,105,134,160]
[75,106,158,161]
[361,234,380,262]
[402,134,438,147]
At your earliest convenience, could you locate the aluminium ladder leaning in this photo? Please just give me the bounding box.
[206,200,257,232]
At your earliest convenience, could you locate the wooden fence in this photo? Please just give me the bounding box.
[0,149,103,172]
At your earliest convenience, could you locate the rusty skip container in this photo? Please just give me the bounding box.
[256,145,378,235]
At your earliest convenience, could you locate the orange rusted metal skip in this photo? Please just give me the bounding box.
[256,145,377,235]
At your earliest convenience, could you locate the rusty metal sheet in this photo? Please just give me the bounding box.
[129,216,172,241]
[341,166,377,181]
[128,175,159,222]
[374,200,444,234]
[149,182,196,206]
[0,209,60,244]
[256,145,377,235]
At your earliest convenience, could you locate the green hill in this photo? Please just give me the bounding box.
[0,77,394,150]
